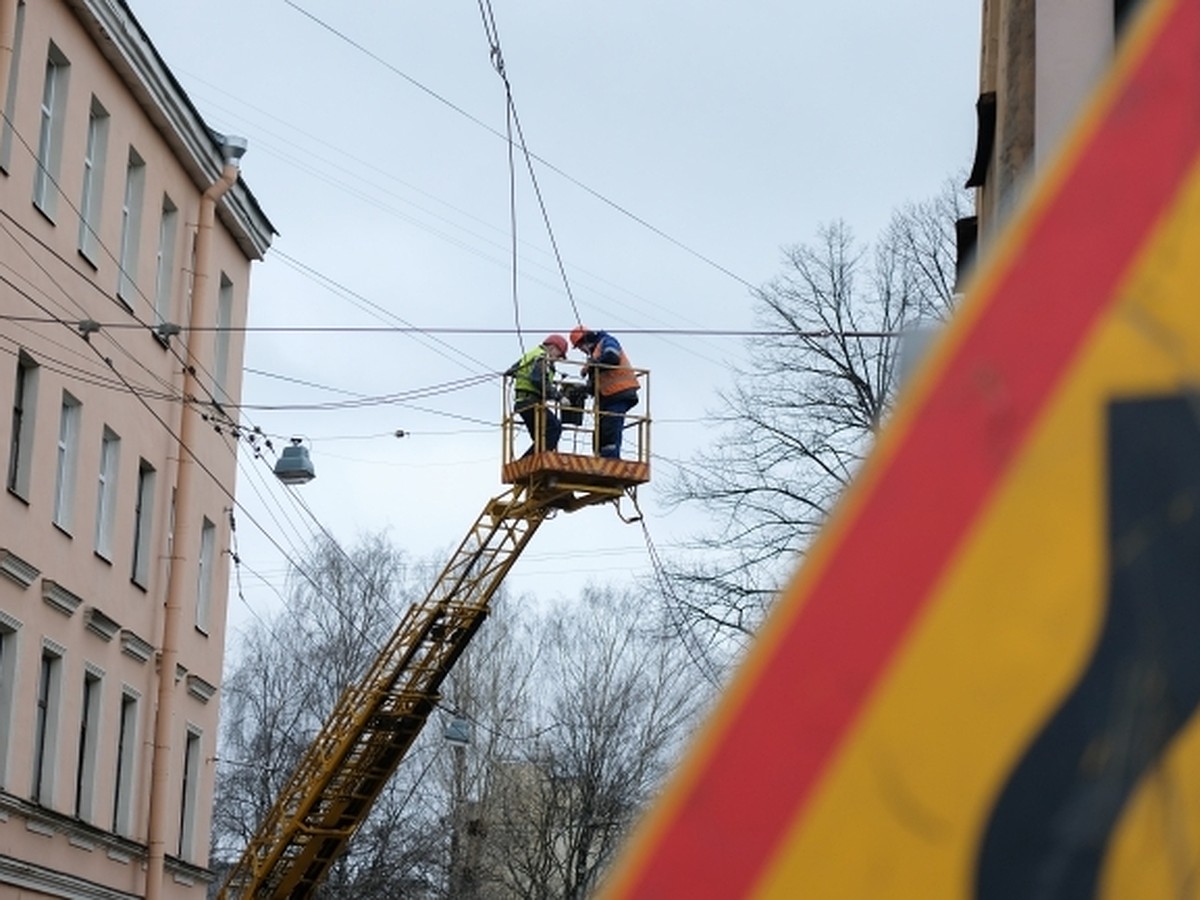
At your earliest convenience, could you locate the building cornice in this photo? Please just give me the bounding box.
[63,0,277,260]
[0,791,215,896]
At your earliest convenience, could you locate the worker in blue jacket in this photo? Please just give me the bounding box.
[570,326,639,458]
[508,334,567,457]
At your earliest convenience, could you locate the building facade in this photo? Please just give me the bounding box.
[967,0,1143,250]
[0,1,273,897]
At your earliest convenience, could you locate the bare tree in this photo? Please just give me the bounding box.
[433,588,542,898]
[441,586,710,900]
[211,532,443,898]
[662,180,969,658]
[214,545,710,900]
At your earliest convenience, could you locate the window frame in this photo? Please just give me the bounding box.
[32,644,63,805]
[0,615,20,789]
[94,426,120,560]
[131,459,156,587]
[195,516,215,633]
[116,147,146,308]
[52,390,80,531]
[153,195,179,329]
[7,351,39,500]
[0,0,27,173]
[112,688,138,835]
[213,273,233,402]
[177,726,202,860]
[77,96,110,265]
[73,666,102,821]
[32,42,70,217]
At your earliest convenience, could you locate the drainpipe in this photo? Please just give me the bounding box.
[145,135,246,900]
[0,0,17,115]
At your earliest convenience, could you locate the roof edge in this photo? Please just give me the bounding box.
[66,0,278,260]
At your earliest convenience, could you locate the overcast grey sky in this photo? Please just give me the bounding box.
[129,0,982,640]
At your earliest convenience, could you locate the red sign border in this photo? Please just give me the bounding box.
[602,0,1200,895]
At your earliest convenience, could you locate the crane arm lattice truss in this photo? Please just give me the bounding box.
[218,362,651,899]
[217,483,581,899]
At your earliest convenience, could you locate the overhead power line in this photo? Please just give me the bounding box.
[0,314,909,339]
[283,0,757,291]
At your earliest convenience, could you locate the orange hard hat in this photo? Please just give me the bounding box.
[569,325,590,348]
[543,334,568,355]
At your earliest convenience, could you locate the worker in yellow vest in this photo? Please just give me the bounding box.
[570,326,639,459]
[507,334,567,457]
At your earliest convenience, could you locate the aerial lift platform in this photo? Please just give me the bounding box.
[217,364,649,899]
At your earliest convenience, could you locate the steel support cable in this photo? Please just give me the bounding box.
[477,0,525,353]
[0,221,186,403]
[155,75,740,354]
[8,269,364,643]
[0,161,243,445]
[282,1,756,291]
[0,122,233,404]
[629,492,724,687]
[477,0,582,341]
[1,112,443,691]
[0,314,911,339]
[0,313,180,401]
[270,248,495,374]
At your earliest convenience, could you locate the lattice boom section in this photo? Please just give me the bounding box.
[218,487,549,899]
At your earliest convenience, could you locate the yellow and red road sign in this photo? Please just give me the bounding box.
[599,0,1200,896]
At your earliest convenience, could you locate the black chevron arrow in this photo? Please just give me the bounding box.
[976,393,1200,899]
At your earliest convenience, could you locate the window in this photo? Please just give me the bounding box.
[95,426,120,559]
[53,391,80,531]
[0,618,18,788]
[153,196,178,328]
[74,667,101,821]
[7,351,38,499]
[32,645,63,805]
[112,689,138,834]
[33,42,70,216]
[0,0,26,172]
[178,728,201,859]
[195,517,215,632]
[77,97,109,263]
[166,487,176,590]
[116,148,145,307]
[131,460,155,587]
[213,274,233,402]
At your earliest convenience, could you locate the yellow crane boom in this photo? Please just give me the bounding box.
[217,367,650,898]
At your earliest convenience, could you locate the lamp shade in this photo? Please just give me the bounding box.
[274,442,315,485]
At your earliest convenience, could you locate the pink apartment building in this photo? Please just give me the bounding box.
[0,1,273,897]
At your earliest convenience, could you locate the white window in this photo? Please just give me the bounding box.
[0,1,27,172]
[78,97,110,263]
[166,487,176,590]
[112,689,138,834]
[213,274,233,402]
[95,426,120,559]
[33,43,70,216]
[74,667,102,821]
[131,460,155,587]
[32,645,63,805]
[195,517,215,632]
[0,617,19,788]
[153,196,178,328]
[177,727,202,860]
[7,351,38,499]
[53,391,80,531]
[116,148,145,307]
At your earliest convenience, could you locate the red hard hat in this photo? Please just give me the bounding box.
[569,325,590,348]
[543,334,568,355]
